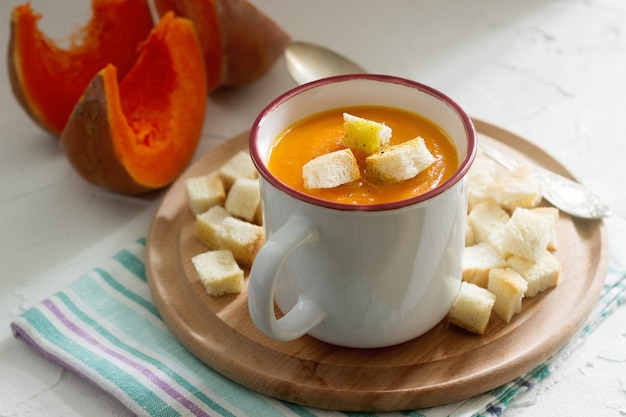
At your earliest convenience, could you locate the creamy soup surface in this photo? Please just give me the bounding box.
[267,105,459,205]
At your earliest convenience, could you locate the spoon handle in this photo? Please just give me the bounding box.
[479,142,611,219]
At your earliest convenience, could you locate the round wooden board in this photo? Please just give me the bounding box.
[146,119,608,412]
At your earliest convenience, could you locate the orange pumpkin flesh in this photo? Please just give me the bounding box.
[153,0,223,92]
[154,0,291,91]
[7,0,154,136]
[59,12,207,194]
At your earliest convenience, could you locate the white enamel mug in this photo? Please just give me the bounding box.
[248,75,476,348]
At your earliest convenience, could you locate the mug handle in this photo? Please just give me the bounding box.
[248,215,326,341]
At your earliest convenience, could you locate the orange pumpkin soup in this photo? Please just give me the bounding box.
[267,105,459,205]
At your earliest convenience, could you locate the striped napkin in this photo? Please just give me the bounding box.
[11,217,626,417]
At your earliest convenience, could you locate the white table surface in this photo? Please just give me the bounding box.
[2,1,625,416]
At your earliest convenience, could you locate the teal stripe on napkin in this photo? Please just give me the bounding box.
[10,216,626,417]
[92,267,160,317]
[112,247,147,281]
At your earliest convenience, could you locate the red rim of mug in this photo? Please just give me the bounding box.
[249,74,477,212]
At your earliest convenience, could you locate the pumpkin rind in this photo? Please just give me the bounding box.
[60,12,207,194]
[215,0,291,87]
[7,0,154,136]
[155,0,291,91]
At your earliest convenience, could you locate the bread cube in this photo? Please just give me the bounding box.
[462,242,508,288]
[488,207,552,262]
[254,202,263,226]
[448,282,496,335]
[196,206,231,248]
[195,206,265,267]
[488,267,528,323]
[192,250,244,296]
[302,148,360,189]
[531,206,559,251]
[214,217,265,268]
[507,250,561,297]
[219,151,258,191]
[465,217,475,247]
[487,165,542,210]
[467,154,497,210]
[467,201,510,244]
[185,172,226,215]
[365,136,436,183]
[225,178,261,223]
[342,113,391,154]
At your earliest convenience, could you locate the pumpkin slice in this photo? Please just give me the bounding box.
[59,12,207,195]
[154,0,291,92]
[7,0,154,136]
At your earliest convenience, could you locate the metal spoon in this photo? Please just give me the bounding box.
[282,41,611,219]
[478,143,611,219]
[283,41,365,85]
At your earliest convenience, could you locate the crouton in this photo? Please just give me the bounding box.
[195,206,265,267]
[195,206,231,247]
[487,267,528,323]
[192,250,244,296]
[531,207,559,251]
[219,151,258,191]
[465,217,475,247]
[302,148,361,189]
[365,136,436,183]
[185,172,226,215]
[488,207,552,261]
[448,282,496,335]
[214,217,265,268]
[462,242,508,288]
[467,201,510,244]
[342,112,391,154]
[507,250,561,297]
[225,178,261,223]
[487,165,542,210]
[467,154,497,210]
